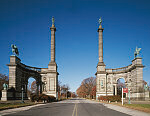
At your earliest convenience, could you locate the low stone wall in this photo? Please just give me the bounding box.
[1,90,28,101]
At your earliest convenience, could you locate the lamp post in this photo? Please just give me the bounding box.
[122,88,123,105]
[128,89,131,104]
[66,89,68,99]
[21,87,24,103]
[56,92,58,101]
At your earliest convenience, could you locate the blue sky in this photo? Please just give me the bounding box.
[0,0,150,92]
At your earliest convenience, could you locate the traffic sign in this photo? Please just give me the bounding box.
[123,88,128,93]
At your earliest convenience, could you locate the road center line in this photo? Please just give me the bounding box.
[76,103,78,116]
[72,103,78,116]
[72,103,76,116]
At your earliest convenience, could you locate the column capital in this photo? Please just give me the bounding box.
[97,27,104,32]
[50,26,56,31]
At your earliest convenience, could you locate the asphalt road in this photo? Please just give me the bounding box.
[4,98,131,116]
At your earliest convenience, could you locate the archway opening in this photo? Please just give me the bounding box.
[117,78,126,97]
[27,77,37,98]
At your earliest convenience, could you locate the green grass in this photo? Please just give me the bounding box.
[125,104,150,108]
[122,104,150,113]
[110,102,150,113]
[0,102,36,110]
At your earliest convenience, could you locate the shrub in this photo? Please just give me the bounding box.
[30,94,38,102]
[30,94,56,102]
[98,95,121,102]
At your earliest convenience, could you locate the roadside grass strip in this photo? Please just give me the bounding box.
[0,103,36,110]
[109,102,150,113]
[124,104,150,113]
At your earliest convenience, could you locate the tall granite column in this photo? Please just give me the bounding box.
[97,18,105,71]
[96,18,107,99]
[47,17,58,98]
[50,22,56,62]
[98,24,104,64]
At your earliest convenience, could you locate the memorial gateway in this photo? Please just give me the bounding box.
[1,17,58,101]
[96,18,149,100]
[1,17,149,101]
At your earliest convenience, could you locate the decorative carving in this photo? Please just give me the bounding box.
[101,80,103,87]
[107,78,111,84]
[43,77,46,80]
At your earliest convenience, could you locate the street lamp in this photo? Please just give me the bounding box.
[21,87,24,103]
[56,92,58,101]
[128,89,131,104]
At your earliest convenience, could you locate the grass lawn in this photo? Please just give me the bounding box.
[125,104,150,108]
[109,102,150,113]
[99,100,150,113]
[124,104,150,113]
[0,102,36,110]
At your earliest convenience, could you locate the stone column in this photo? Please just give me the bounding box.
[37,83,39,95]
[50,24,56,63]
[40,83,42,94]
[96,18,107,99]
[98,24,104,64]
[115,84,117,95]
[46,17,59,98]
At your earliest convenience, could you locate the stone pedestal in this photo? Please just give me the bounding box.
[1,90,7,101]
[131,57,144,93]
[45,62,58,97]
[7,55,21,90]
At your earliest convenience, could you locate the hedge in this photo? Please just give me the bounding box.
[30,94,56,102]
[98,95,121,102]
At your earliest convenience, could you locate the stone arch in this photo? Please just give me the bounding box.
[26,75,42,95]
[7,55,43,100]
[6,55,58,100]
[116,77,126,96]
[96,57,145,100]
[116,77,126,83]
[2,22,59,101]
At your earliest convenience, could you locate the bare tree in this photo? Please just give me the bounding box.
[58,81,62,99]
[31,81,37,93]
[117,79,125,96]
[61,84,70,98]
[0,73,9,91]
[76,77,96,99]
[0,73,9,99]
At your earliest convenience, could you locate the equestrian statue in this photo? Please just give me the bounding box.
[11,44,19,56]
[134,46,141,58]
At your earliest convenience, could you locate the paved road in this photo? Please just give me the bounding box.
[1,98,132,116]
